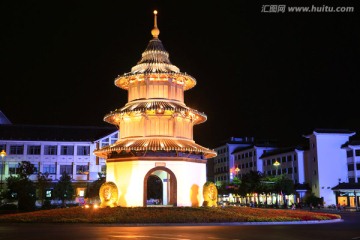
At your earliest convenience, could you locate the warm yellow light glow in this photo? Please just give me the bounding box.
[156,106,165,114]
[0,150,6,158]
[95,9,217,207]
[273,160,280,167]
[125,141,134,147]
[84,203,99,209]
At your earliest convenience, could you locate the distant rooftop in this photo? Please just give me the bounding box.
[332,182,360,190]
[314,128,355,134]
[0,124,117,142]
[232,142,278,154]
[303,129,356,141]
[217,137,255,146]
[0,111,11,125]
[259,146,305,158]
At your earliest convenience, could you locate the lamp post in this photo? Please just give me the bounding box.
[273,160,281,206]
[273,160,280,175]
[235,167,240,178]
[0,149,7,193]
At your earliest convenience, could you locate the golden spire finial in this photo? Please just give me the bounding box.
[151,10,160,38]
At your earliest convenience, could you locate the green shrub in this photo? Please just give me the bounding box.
[0,203,18,210]
[41,200,52,210]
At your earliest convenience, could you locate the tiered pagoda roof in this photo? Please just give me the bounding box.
[94,10,217,160]
[114,11,196,91]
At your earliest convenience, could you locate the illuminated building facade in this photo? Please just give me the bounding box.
[0,118,118,203]
[94,11,216,207]
[212,129,360,208]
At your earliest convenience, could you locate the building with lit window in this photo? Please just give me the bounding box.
[0,113,118,203]
[304,129,359,207]
[260,146,308,204]
[212,137,277,184]
[210,129,360,208]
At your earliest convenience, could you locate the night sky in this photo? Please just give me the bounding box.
[1,1,359,149]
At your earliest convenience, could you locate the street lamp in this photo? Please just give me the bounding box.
[0,150,6,159]
[235,167,240,177]
[273,160,281,206]
[0,149,7,192]
[273,160,280,175]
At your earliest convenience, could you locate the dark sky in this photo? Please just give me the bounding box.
[0,1,359,149]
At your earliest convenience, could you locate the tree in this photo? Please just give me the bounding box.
[216,180,229,195]
[17,161,35,179]
[304,192,323,207]
[53,172,74,207]
[232,176,241,186]
[265,174,295,207]
[85,173,106,202]
[36,172,52,206]
[5,175,22,201]
[5,161,36,212]
[239,171,263,204]
[260,176,277,207]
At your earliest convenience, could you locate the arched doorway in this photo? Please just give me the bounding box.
[147,175,163,205]
[143,167,177,206]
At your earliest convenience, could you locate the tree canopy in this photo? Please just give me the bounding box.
[53,172,74,207]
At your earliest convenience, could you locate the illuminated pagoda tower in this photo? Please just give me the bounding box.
[94,11,216,207]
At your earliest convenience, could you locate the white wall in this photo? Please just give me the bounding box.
[310,133,351,205]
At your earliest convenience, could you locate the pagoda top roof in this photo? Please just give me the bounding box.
[114,10,196,91]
